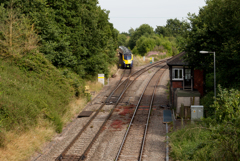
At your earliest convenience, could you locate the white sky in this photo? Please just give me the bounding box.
[98,0,206,33]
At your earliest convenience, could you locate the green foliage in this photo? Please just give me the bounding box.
[183,0,240,88]
[200,91,215,117]
[118,34,128,47]
[135,36,156,56]
[162,1,240,160]
[1,0,118,79]
[132,34,176,56]
[0,59,65,130]
[155,18,190,37]
[211,85,240,122]
[155,18,190,53]
[170,86,240,160]
[169,124,213,160]
[0,4,39,57]
[131,46,138,55]
[0,0,118,149]
[210,118,240,160]
[170,119,240,160]
[0,54,85,135]
[128,24,154,49]
[155,26,170,37]
[128,28,135,37]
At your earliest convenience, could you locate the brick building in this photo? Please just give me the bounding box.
[167,52,204,113]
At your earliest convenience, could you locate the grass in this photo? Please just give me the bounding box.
[0,90,91,161]
[0,118,55,161]
[149,53,172,61]
[0,55,90,160]
[0,57,75,133]
[86,81,103,92]
[109,64,118,77]
[133,55,150,66]
[133,53,171,67]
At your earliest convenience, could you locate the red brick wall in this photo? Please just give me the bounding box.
[172,81,183,88]
[194,69,204,96]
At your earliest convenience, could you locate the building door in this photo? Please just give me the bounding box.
[184,69,191,87]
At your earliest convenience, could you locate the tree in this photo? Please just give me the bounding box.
[118,34,127,46]
[128,24,154,49]
[135,36,156,56]
[183,0,240,87]
[155,18,190,37]
[0,3,38,57]
[155,26,170,37]
[128,28,134,37]
[1,0,118,78]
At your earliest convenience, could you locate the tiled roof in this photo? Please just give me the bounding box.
[167,52,188,66]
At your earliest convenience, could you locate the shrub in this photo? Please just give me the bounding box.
[135,36,156,55]
[0,56,75,133]
[212,85,240,122]
[170,86,240,160]
[169,124,212,160]
[200,91,215,117]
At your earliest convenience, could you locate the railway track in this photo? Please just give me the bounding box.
[106,69,131,104]
[55,59,168,161]
[55,69,131,161]
[115,65,168,161]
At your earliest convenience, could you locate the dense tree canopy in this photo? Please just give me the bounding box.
[118,33,128,47]
[183,0,240,87]
[155,18,190,37]
[128,24,154,49]
[1,0,118,78]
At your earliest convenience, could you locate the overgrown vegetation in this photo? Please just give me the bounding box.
[0,0,118,78]
[169,0,240,160]
[0,0,119,155]
[170,86,240,160]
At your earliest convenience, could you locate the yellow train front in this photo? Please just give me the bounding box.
[118,46,133,69]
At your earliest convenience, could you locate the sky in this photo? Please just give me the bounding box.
[98,0,206,33]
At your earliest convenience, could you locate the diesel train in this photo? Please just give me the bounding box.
[118,46,133,69]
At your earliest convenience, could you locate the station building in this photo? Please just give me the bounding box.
[167,52,204,116]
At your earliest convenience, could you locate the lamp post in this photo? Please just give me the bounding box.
[199,51,216,102]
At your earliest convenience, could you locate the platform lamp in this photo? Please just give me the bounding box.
[199,51,216,102]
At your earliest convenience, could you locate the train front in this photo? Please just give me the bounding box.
[123,53,133,68]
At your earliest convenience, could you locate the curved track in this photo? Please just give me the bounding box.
[55,59,169,161]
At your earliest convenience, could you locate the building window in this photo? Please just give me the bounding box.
[172,68,183,80]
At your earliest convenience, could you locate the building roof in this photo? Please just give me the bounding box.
[167,52,188,66]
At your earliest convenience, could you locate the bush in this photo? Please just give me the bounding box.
[135,36,156,56]
[170,86,240,161]
[0,55,75,133]
[212,85,240,122]
[169,124,212,160]
[170,118,240,160]
[200,91,215,117]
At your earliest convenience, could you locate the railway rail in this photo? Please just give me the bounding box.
[55,69,131,161]
[115,65,167,161]
[55,59,169,161]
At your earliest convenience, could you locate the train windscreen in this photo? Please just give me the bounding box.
[124,54,131,60]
